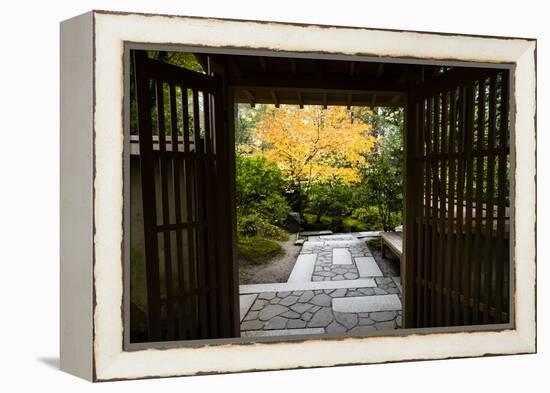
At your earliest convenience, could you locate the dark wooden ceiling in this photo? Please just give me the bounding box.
[213,54,416,108]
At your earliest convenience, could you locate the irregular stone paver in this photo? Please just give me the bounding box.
[279,295,299,306]
[334,311,359,329]
[298,290,314,303]
[326,321,348,333]
[308,307,334,327]
[240,294,258,322]
[370,311,398,322]
[281,310,301,319]
[287,319,307,329]
[291,303,312,313]
[259,304,288,321]
[310,293,332,307]
[240,233,402,337]
[392,276,402,293]
[264,316,288,330]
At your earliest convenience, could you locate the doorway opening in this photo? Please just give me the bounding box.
[125,47,511,346]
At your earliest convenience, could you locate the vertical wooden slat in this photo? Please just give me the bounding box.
[169,83,186,339]
[437,91,448,326]
[416,97,426,327]
[453,86,466,325]
[462,82,475,324]
[423,97,433,327]
[430,94,440,326]
[202,92,219,337]
[444,88,457,326]
[483,75,497,324]
[472,78,486,325]
[133,52,162,341]
[407,68,509,328]
[192,89,209,337]
[155,80,176,339]
[181,87,198,339]
[215,74,233,337]
[494,71,509,323]
[403,89,419,328]
[225,75,240,336]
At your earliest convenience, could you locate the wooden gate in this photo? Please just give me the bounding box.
[404,67,510,328]
[133,51,238,342]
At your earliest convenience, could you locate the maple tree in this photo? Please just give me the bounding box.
[250,105,375,193]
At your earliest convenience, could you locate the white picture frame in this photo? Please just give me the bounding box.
[60,10,536,381]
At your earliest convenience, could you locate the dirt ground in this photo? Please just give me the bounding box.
[238,237,302,285]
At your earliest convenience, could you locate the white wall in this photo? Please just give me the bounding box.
[0,0,546,391]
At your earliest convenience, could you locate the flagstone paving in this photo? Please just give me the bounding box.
[240,233,403,337]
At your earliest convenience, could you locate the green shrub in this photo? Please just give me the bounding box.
[351,206,383,230]
[342,217,370,232]
[307,182,355,218]
[303,212,318,225]
[236,155,285,206]
[237,214,289,241]
[251,193,290,226]
[319,215,333,225]
[237,236,283,265]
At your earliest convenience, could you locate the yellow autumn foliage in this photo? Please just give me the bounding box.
[251,105,374,184]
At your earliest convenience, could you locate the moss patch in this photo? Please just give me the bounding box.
[237,236,283,265]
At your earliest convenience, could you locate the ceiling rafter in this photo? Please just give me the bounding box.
[297,91,304,108]
[271,90,280,108]
[258,56,268,72]
[377,63,384,78]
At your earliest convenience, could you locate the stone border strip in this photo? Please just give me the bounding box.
[355,256,383,277]
[332,294,402,313]
[287,254,317,282]
[241,328,326,337]
[332,248,353,265]
[239,278,376,294]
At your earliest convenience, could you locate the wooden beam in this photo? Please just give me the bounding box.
[228,57,243,77]
[290,58,297,74]
[271,90,280,108]
[391,65,408,105]
[243,90,256,107]
[297,91,304,108]
[390,95,401,105]
[230,75,408,94]
[194,53,209,73]
[349,61,355,77]
[377,63,384,78]
[258,56,268,72]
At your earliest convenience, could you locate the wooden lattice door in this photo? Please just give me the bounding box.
[404,67,511,328]
[133,51,239,342]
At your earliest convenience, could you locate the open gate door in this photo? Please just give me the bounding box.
[404,67,510,328]
[133,51,239,342]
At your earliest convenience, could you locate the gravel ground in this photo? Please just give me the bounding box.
[239,237,302,285]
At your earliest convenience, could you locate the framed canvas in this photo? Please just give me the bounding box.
[60,10,536,381]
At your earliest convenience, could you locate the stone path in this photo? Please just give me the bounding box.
[239,233,402,337]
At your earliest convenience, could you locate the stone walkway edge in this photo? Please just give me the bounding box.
[240,278,377,294]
